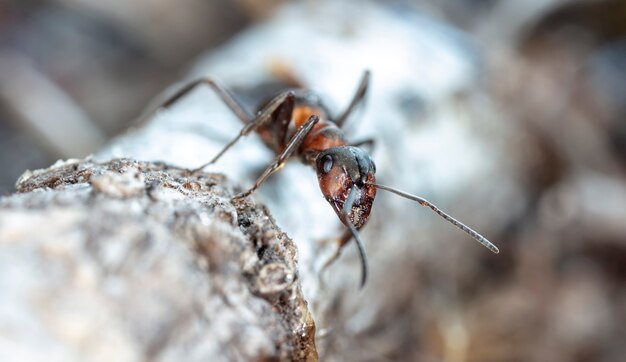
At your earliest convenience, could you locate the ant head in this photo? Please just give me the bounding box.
[315,146,377,229]
[315,146,499,289]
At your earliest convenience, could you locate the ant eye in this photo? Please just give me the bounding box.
[321,154,333,174]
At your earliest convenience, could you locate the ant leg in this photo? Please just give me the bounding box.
[188,91,295,173]
[335,70,370,128]
[317,230,352,289]
[142,77,252,124]
[232,115,320,199]
[320,230,352,272]
[350,138,376,153]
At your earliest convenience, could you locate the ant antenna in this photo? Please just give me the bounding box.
[372,183,499,254]
[343,186,369,289]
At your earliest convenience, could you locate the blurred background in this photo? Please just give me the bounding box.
[0,0,250,192]
[1,0,626,361]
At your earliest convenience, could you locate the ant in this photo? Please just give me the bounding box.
[149,70,499,288]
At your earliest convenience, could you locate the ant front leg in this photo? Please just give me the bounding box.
[189,91,295,173]
[335,70,370,128]
[350,138,376,154]
[232,115,320,199]
[320,229,353,272]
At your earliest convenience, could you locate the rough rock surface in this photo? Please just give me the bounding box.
[0,158,316,361]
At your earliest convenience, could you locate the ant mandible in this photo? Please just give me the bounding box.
[151,70,499,288]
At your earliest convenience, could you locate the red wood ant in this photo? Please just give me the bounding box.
[151,70,499,287]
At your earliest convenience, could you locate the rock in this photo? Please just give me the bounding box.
[0,158,316,362]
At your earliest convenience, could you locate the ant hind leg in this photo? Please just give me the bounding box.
[141,77,252,125]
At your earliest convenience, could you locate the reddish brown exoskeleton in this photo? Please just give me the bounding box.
[150,70,499,287]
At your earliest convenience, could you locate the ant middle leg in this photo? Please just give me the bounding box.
[189,91,295,173]
[335,70,370,128]
[232,115,320,199]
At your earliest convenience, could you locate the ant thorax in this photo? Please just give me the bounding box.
[285,107,345,162]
